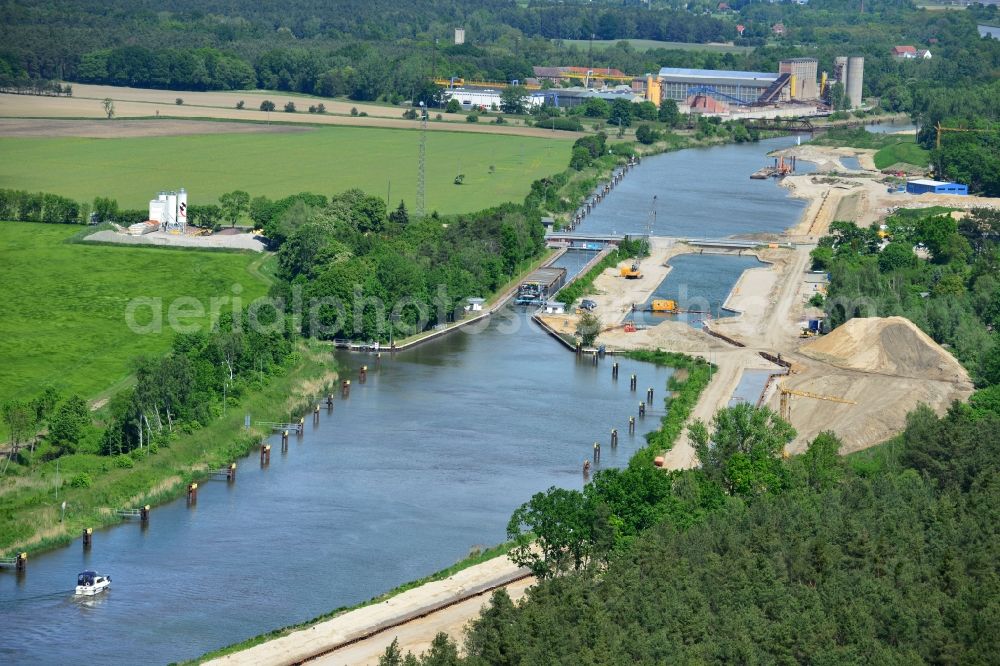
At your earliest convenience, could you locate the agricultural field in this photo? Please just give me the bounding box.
[0,223,270,408]
[556,38,752,53]
[0,125,569,214]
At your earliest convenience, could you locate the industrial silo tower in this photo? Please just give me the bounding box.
[846,56,864,108]
[176,188,188,231]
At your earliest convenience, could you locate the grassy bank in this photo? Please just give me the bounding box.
[624,350,716,465]
[555,247,628,306]
[873,139,930,169]
[0,339,337,556]
[810,126,929,169]
[0,222,270,407]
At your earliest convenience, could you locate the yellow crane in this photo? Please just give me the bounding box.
[779,386,856,421]
[935,122,994,149]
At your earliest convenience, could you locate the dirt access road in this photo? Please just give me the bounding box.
[311,578,533,665]
[207,557,531,666]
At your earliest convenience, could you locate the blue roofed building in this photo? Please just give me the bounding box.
[905,179,968,195]
[658,67,787,106]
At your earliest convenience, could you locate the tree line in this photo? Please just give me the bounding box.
[2,306,294,473]
[381,391,1000,664]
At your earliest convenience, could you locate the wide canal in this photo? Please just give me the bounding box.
[3,135,810,664]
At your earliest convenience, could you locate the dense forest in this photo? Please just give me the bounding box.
[382,393,1000,665]
[0,0,996,110]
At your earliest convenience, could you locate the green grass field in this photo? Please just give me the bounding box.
[0,126,569,214]
[0,223,270,407]
[557,38,752,53]
[873,139,931,170]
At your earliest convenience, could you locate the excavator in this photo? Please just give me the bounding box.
[620,260,642,279]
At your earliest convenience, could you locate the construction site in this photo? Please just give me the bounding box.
[537,234,975,462]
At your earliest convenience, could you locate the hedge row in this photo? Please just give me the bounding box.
[624,349,715,467]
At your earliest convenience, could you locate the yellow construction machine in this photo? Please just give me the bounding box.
[620,261,642,279]
[651,299,678,313]
[779,386,856,421]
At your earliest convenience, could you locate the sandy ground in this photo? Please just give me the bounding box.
[85,229,266,251]
[208,556,530,666]
[312,578,533,665]
[779,144,1000,240]
[0,85,577,140]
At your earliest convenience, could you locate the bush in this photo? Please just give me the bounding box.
[402,108,418,120]
[70,472,92,488]
[542,117,583,132]
[317,103,325,113]
[359,111,368,117]
[236,100,245,109]
[636,124,659,145]
[114,454,134,468]
[446,98,461,113]
[350,107,358,116]
[435,113,442,120]
[284,101,296,113]
[260,100,275,112]
[466,113,479,123]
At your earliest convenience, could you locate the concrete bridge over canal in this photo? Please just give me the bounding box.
[546,233,773,251]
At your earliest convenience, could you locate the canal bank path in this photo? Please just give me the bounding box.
[207,556,531,666]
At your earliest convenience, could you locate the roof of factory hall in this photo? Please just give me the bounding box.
[658,67,778,82]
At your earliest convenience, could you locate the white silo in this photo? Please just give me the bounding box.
[834,56,848,85]
[176,189,188,230]
[149,197,164,223]
[165,192,177,227]
[846,56,864,108]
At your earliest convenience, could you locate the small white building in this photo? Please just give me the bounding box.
[544,301,566,314]
[466,297,486,312]
[455,28,465,45]
[443,88,544,111]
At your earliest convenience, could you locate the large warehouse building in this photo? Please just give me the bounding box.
[658,67,784,106]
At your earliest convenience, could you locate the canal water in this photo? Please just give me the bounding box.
[577,136,808,238]
[729,369,777,407]
[839,155,862,171]
[979,24,1000,40]
[0,252,671,665]
[864,120,916,134]
[2,137,810,665]
[634,253,765,328]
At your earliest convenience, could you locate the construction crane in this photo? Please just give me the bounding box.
[778,386,856,421]
[935,122,994,149]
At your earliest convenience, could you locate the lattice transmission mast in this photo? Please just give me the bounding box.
[416,102,427,219]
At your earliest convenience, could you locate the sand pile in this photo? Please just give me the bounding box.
[800,316,969,384]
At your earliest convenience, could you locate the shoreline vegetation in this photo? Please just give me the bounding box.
[0,340,337,558]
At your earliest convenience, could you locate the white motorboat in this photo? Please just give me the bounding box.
[75,570,111,596]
